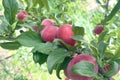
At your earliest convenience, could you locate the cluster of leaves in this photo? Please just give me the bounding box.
[0,0,120,80]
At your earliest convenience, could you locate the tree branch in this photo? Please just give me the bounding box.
[0,54,15,62]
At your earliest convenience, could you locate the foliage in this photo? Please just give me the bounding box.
[0,0,120,80]
[0,47,64,80]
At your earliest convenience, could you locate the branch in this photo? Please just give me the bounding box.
[0,54,15,62]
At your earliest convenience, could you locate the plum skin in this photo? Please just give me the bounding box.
[104,65,120,75]
[66,53,98,80]
[94,25,104,35]
[17,10,28,21]
[41,19,54,27]
[33,26,39,32]
[40,26,58,42]
[57,24,76,46]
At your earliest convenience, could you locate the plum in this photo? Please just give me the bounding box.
[33,26,39,32]
[66,53,98,80]
[17,10,28,21]
[40,26,58,42]
[57,24,76,46]
[41,19,54,27]
[93,25,104,35]
[104,65,120,75]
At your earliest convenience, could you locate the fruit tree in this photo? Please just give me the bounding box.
[0,0,120,80]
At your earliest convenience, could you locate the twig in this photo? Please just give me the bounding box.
[0,54,15,62]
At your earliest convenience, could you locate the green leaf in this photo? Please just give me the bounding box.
[47,48,71,74]
[24,0,32,9]
[115,59,120,65]
[72,27,84,36]
[83,46,93,55]
[33,51,48,65]
[96,0,102,4]
[16,31,42,47]
[101,0,120,24]
[112,47,120,60]
[0,41,21,50]
[72,61,96,77]
[98,41,108,55]
[98,30,108,43]
[90,45,98,57]
[0,36,6,40]
[56,57,72,79]
[104,62,119,77]
[38,0,44,8]
[32,0,38,7]
[71,35,84,42]
[2,0,18,24]
[33,42,56,55]
[41,0,50,11]
[0,16,11,34]
[104,52,114,59]
[56,64,62,79]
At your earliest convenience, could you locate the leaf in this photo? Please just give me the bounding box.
[104,62,119,77]
[98,30,108,43]
[47,48,71,74]
[56,57,72,79]
[0,41,21,50]
[98,41,108,55]
[41,0,50,11]
[2,0,18,24]
[16,31,42,47]
[0,36,6,40]
[96,0,102,4]
[90,45,98,57]
[56,64,62,79]
[72,26,84,36]
[33,42,56,55]
[71,35,84,42]
[101,0,120,24]
[115,59,120,65]
[0,16,11,34]
[32,0,38,7]
[104,52,114,59]
[38,0,44,8]
[112,47,120,60]
[24,0,32,9]
[33,51,48,65]
[83,46,93,55]
[72,61,96,77]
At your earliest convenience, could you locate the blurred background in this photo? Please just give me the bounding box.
[0,0,120,80]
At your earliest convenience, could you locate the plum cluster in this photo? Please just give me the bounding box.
[17,11,76,46]
[17,11,120,80]
[40,19,76,46]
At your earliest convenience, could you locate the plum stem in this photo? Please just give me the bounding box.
[98,66,114,80]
